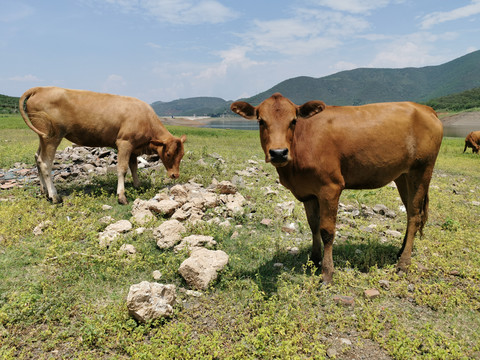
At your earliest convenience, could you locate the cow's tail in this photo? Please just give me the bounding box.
[419,193,429,237]
[19,88,47,137]
[463,141,468,153]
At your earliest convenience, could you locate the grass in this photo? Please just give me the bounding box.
[1,115,479,359]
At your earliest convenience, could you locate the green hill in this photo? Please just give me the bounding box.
[0,94,20,114]
[151,96,230,117]
[426,87,480,111]
[243,50,480,106]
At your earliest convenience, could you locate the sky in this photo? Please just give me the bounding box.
[1,0,480,104]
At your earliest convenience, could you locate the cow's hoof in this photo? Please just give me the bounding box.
[117,195,128,205]
[50,195,63,204]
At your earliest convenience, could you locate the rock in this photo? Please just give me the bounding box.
[261,218,273,226]
[33,220,53,236]
[154,220,186,249]
[126,281,176,322]
[149,199,180,217]
[174,235,217,253]
[385,229,403,238]
[326,348,338,358]
[287,246,300,255]
[119,244,136,255]
[170,184,188,203]
[102,204,113,210]
[333,295,355,307]
[471,201,480,206]
[216,180,237,194]
[98,215,114,224]
[364,289,380,299]
[152,270,162,280]
[178,248,229,290]
[275,201,295,218]
[131,208,155,225]
[378,280,390,290]
[105,220,132,233]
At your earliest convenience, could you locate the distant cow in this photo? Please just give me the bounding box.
[19,87,186,204]
[463,131,480,153]
[231,93,443,283]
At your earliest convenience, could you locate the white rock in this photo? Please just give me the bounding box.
[178,248,229,290]
[174,235,217,253]
[153,220,186,249]
[126,282,176,322]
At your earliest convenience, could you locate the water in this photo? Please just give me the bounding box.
[202,118,259,131]
[201,117,479,138]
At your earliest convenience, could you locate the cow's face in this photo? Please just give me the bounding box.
[151,134,187,178]
[231,93,325,167]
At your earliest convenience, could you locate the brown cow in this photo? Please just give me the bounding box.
[463,131,480,153]
[19,86,186,204]
[231,93,443,283]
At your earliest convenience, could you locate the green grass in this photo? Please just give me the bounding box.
[1,115,479,359]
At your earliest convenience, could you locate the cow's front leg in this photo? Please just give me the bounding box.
[116,141,133,204]
[317,185,342,284]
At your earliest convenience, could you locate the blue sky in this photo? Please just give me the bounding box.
[1,0,480,103]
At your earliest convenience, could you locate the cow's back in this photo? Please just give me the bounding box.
[25,87,157,147]
[289,102,443,190]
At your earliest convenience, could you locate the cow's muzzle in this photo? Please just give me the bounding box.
[269,148,289,167]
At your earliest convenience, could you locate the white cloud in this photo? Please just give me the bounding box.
[368,33,450,68]
[102,74,127,94]
[146,42,162,49]
[420,0,480,29]
[9,74,42,82]
[196,46,263,80]
[94,0,237,24]
[0,1,33,23]
[308,0,400,14]
[239,10,369,57]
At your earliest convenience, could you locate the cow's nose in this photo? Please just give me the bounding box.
[269,148,288,162]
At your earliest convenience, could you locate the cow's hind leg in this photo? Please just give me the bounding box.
[116,140,134,204]
[36,136,63,203]
[395,165,434,272]
[129,154,140,188]
[304,198,322,266]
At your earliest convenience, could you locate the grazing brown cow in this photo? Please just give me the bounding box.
[231,93,443,283]
[19,86,186,204]
[463,131,480,153]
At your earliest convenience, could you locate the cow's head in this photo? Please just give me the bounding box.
[231,93,325,167]
[151,134,187,178]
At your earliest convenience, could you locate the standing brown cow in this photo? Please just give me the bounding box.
[20,86,186,204]
[463,131,480,153]
[231,93,443,283]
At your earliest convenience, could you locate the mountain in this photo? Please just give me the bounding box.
[151,96,230,117]
[0,94,20,114]
[151,50,480,115]
[243,50,480,106]
[426,87,480,111]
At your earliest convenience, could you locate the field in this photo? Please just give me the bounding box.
[0,114,479,359]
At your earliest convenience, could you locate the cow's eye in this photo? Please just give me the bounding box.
[290,119,297,127]
[258,119,266,127]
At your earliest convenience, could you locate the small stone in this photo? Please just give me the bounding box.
[385,229,403,238]
[260,218,273,226]
[102,204,113,210]
[407,284,415,292]
[105,220,132,233]
[364,289,380,299]
[273,262,284,268]
[326,348,338,358]
[152,270,162,280]
[287,246,299,255]
[378,280,390,290]
[119,244,136,255]
[333,295,355,307]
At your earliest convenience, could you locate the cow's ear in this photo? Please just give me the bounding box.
[298,100,326,118]
[180,134,187,143]
[230,101,256,120]
[150,139,165,147]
